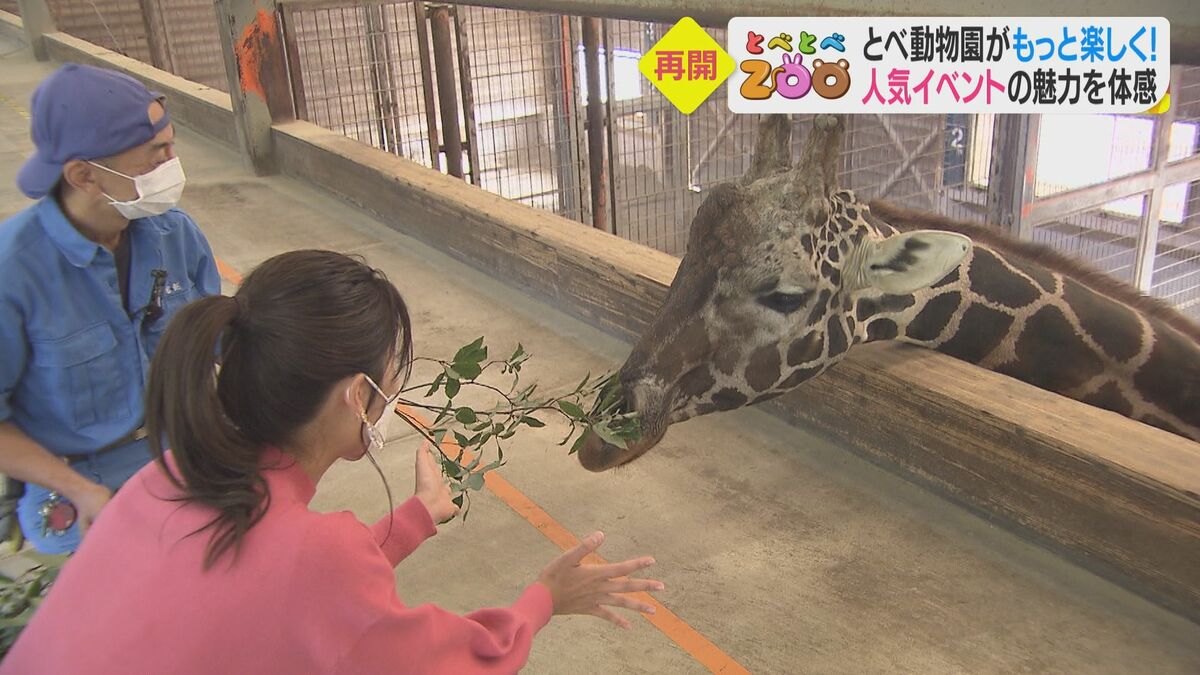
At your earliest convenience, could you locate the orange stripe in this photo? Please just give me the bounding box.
[395,405,750,675]
[216,257,748,674]
[216,257,243,285]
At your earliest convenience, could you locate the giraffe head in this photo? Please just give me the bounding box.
[578,115,973,471]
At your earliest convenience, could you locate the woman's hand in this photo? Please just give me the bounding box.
[537,531,664,629]
[414,443,459,524]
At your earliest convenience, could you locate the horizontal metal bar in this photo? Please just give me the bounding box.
[1025,153,1200,228]
[274,0,1200,63]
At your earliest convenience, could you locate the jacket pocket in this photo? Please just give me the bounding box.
[30,322,129,428]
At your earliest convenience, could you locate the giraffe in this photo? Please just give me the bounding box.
[577,114,1200,472]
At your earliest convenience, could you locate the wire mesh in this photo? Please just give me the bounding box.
[146,0,226,91]
[287,2,433,167]
[43,0,226,91]
[458,7,587,221]
[1151,181,1200,323]
[46,0,153,62]
[1030,200,1143,285]
[1155,68,1200,321]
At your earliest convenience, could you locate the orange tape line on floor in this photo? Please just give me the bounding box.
[394,410,750,675]
[216,259,749,674]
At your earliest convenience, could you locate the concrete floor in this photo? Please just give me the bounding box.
[3,33,1200,673]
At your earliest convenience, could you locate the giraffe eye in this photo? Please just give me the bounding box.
[758,291,812,314]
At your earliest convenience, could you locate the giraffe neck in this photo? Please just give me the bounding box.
[861,244,1200,442]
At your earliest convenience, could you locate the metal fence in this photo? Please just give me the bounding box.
[41,0,226,90]
[11,0,1200,320]
[275,5,986,257]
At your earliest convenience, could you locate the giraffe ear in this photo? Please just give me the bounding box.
[859,230,972,294]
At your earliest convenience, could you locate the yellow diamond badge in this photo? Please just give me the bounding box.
[639,17,734,115]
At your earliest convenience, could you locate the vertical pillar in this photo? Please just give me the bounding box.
[986,114,1039,240]
[16,0,56,61]
[582,16,608,231]
[543,14,580,218]
[428,5,464,178]
[413,1,441,171]
[452,5,481,185]
[215,0,295,176]
[1132,65,1182,293]
[136,0,171,71]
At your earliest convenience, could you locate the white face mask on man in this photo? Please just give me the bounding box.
[89,157,186,219]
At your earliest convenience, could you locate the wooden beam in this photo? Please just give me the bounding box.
[1025,154,1200,228]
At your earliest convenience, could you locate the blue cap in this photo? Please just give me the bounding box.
[17,63,171,199]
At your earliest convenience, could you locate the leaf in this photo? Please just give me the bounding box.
[0,608,34,628]
[574,373,590,393]
[451,493,465,508]
[569,433,589,455]
[424,372,445,397]
[466,472,485,491]
[452,431,469,449]
[557,400,586,420]
[455,362,482,381]
[445,378,461,399]
[441,458,463,478]
[591,423,628,450]
[453,337,486,364]
[521,416,545,428]
[454,408,477,425]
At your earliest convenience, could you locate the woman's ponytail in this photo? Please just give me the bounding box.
[146,294,269,569]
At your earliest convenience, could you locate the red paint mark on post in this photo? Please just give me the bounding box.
[235,10,279,99]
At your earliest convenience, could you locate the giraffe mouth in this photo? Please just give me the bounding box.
[576,425,666,472]
[577,381,670,472]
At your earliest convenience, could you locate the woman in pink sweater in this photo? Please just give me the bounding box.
[3,250,663,673]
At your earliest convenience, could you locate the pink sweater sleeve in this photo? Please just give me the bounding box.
[334,585,554,674]
[371,496,438,567]
[305,509,554,674]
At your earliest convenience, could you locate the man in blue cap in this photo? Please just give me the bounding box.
[0,63,221,553]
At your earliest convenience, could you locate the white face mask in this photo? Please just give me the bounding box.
[360,373,399,456]
[90,157,186,219]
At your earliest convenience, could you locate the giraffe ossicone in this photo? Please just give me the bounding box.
[578,114,1200,472]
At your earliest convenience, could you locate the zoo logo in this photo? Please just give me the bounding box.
[739,56,852,101]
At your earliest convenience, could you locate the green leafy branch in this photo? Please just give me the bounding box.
[390,337,640,519]
[0,553,67,657]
